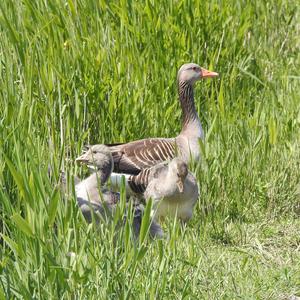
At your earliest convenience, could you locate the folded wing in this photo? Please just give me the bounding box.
[107,138,176,175]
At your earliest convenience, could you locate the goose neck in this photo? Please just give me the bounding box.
[178,80,200,133]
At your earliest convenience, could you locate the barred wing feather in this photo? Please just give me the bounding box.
[107,138,176,175]
[127,162,169,194]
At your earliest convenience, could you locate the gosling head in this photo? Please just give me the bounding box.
[177,63,218,85]
[76,144,113,182]
[169,158,189,193]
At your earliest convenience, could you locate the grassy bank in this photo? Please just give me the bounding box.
[0,0,299,298]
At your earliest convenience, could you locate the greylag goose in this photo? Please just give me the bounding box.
[75,144,163,239]
[107,63,218,178]
[132,158,199,221]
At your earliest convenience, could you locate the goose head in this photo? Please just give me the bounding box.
[178,63,218,84]
[168,158,189,193]
[76,144,113,177]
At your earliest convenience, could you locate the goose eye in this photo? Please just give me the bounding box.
[193,67,197,71]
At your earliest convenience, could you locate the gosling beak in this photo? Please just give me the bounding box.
[201,68,219,78]
[176,178,184,193]
[75,153,90,164]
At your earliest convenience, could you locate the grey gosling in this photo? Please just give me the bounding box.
[130,158,199,221]
[75,144,163,239]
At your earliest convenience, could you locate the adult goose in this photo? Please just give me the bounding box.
[107,63,218,177]
[75,144,164,239]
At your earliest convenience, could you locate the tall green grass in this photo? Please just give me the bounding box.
[0,0,299,298]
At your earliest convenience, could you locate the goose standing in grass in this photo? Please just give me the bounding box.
[130,158,199,222]
[75,144,115,208]
[106,63,218,182]
[75,144,163,239]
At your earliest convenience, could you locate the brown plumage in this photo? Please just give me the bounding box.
[108,138,176,175]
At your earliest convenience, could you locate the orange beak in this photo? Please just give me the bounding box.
[201,68,219,78]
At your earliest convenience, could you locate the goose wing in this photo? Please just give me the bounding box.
[107,138,176,175]
[127,162,169,194]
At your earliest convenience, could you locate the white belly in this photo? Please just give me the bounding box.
[153,197,195,221]
[150,179,199,221]
[75,182,89,201]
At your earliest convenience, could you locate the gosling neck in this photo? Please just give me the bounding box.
[95,159,113,185]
